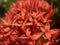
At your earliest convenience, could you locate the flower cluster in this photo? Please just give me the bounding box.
[0,0,60,45]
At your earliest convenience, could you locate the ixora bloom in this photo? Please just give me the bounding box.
[0,0,60,45]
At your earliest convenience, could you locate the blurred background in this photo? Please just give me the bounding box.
[0,0,60,28]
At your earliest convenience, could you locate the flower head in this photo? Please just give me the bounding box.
[0,0,59,45]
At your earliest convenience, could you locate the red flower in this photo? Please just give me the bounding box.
[0,0,59,45]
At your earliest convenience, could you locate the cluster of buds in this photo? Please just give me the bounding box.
[0,0,60,45]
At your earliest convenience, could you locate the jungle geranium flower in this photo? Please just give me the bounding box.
[41,23,59,41]
[0,0,60,45]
